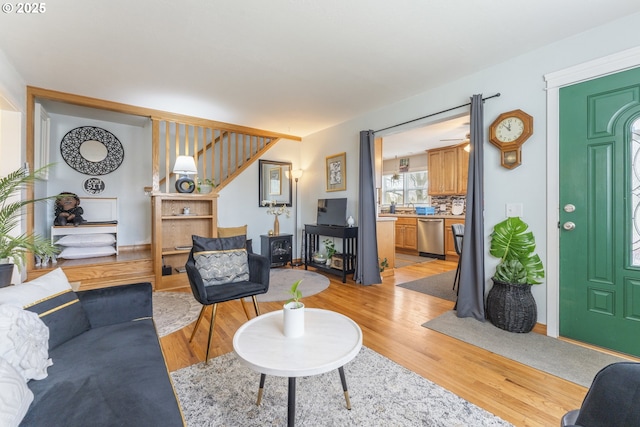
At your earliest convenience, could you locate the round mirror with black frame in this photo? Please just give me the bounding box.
[259,160,292,207]
[60,126,124,175]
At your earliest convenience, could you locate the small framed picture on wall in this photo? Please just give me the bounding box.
[326,152,346,192]
[269,167,281,195]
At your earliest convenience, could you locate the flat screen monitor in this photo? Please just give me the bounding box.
[317,198,347,226]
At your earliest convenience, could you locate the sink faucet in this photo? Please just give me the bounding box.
[408,203,415,211]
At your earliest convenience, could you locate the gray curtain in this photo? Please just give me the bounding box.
[355,130,381,285]
[456,94,486,320]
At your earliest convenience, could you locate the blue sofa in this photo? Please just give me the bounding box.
[21,283,185,426]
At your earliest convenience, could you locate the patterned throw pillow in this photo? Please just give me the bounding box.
[192,235,249,286]
[0,357,34,426]
[0,305,52,382]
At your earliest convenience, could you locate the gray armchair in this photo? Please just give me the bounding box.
[561,362,640,426]
[185,235,270,362]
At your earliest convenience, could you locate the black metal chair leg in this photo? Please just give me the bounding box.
[252,295,261,316]
[453,260,461,290]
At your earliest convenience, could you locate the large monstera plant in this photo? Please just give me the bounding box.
[489,217,545,285]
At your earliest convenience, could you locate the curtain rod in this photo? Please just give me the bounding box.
[374,92,501,134]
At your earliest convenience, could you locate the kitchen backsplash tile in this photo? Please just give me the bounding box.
[430,195,466,215]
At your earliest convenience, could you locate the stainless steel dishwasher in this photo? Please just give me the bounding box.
[417,217,445,258]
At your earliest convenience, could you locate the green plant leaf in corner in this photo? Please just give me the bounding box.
[489,217,545,285]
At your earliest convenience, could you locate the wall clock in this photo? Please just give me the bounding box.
[489,109,533,169]
[60,126,124,175]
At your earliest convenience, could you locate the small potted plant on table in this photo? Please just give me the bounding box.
[196,178,215,194]
[323,239,336,266]
[283,279,304,338]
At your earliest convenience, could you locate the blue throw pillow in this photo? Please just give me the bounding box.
[0,268,90,349]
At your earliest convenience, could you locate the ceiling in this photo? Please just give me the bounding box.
[381,115,470,160]
[1,1,639,139]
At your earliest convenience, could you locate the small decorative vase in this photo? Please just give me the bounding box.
[347,215,355,227]
[326,258,332,266]
[198,184,212,194]
[283,302,304,338]
[273,215,280,235]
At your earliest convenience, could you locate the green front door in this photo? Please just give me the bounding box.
[559,66,640,357]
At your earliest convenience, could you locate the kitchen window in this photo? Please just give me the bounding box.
[382,171,429,205]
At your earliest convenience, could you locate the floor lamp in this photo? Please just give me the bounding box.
[290,169,304,266]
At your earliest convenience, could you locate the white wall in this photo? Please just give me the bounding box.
[0,48,28,283]
[382,153,428,176]
[217,139,301,255]
[299,12,640,324]
[0,49,26,115]
[43,114,153,246]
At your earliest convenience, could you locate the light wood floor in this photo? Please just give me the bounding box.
[160,259,587,427]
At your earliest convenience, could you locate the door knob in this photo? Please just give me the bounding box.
[563,221,576,231]
[564,204,576,213]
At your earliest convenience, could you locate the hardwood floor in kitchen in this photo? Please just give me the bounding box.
[160,260,586,427]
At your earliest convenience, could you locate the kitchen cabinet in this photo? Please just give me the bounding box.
[377,218,396,277]
[395,217,418,252]
[428,144,469,196]
[457,145,470,194]
[374,137,383,189]
[444,217,465,260]
[428,147,457,195]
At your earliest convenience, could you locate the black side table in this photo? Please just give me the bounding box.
[260,234,292,268]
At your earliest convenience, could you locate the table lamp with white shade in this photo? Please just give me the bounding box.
[173,155,197,193]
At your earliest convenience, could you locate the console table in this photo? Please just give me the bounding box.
[304,224,357,283]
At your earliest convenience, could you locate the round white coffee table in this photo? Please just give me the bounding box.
[233,308,362,426]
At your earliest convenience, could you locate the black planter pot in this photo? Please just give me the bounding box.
[486,278,537,333]
[0,263,14,288]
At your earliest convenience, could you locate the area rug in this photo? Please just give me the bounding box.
[395,252,436,268]
[171,346,512,427]
[247,268,330,303]
[423,310,631,388]
[153,292,201,337]
[397,270,458,302]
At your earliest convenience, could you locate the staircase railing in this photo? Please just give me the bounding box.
[151,116,297,193]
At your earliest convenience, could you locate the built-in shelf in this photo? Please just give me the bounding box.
[152,193,218,290]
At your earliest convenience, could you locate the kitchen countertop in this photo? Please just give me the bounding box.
[379,213,465,220]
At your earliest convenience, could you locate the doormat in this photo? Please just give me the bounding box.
[395,252,436,268]
[423,310,633,387]
[397,270,457,302]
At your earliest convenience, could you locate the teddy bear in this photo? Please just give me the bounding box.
[54,192,85,226]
